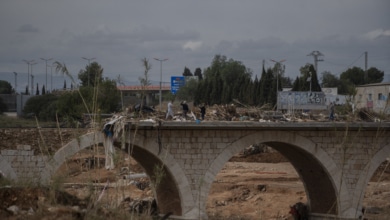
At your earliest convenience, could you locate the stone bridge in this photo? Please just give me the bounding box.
[1,121,390,220]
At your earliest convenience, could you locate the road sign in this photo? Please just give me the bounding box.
[171,76,185,94]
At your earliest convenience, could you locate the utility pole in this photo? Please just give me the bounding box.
[30,62,38,94]
[13,72,17,93]
[154,58,169,111]
[23,59,35,95]
[307,50,324,74]
[82,57,96,87]
[270,59,286,110]
[41,58,53,91]
[31,75,34,94]
[364,51,368,82]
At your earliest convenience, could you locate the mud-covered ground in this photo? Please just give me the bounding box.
[1,148,389,220]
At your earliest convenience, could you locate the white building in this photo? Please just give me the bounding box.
[354,82,390,114]
[321,87,348,106]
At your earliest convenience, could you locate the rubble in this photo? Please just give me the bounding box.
[124,100,390,123]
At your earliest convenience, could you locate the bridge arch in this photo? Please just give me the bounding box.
[45,131,195,218]
[204,130,348,217]
[354,142,390,215]
[0,155,17,181]
[122,132,196,217]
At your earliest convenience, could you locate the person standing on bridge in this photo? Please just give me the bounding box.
[180,101,189,120]
[166,101,175,119]
[329,102,335,121]
[199,103,206,120]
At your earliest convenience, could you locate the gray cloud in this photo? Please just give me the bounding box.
[17,24,40,33]
[0,0,389,91]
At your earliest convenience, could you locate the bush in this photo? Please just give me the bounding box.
[0,97,8,114]
[23,94,59,120]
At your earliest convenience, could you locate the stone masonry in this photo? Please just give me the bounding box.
[0,121,389,220]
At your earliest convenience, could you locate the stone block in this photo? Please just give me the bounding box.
[17,145,31,151]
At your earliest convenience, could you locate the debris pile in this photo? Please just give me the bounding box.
[122,100,390,123]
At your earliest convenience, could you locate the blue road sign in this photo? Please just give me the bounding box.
[171,76,185,94]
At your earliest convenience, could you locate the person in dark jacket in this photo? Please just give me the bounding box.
[180,101,189,119]
[199,104,206,120]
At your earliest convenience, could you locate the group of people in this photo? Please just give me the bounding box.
[166,100,206,120]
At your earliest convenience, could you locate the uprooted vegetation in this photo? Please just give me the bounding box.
[124,100,390,123]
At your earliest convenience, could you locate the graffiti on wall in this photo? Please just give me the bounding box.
[278,91,327,110]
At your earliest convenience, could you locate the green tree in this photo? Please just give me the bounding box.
[0,80,13,94]
[78,61,104,87]
[259,68,275,105]
[182,67,193,76]
[175,78,198,102]
[340,67,365,85]
[281,76,293,88]
[139,58,152,110]
[194,68,203,80]
[35,83,39,95]
[292,64,321,92]
[366,67,384,84]
[53,61,120,120]
[23,94,59,120]
[200,55,252,104]
[0,97,8,113]
[321,71,339,87]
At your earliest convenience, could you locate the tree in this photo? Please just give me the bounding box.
[42,85,46,95]
[35,83,39,95]
[139,58,152,109]
[0,97,7,113]
[199,54,252,104]
[78,61,104,87]
[23,94,58,120]
[292,64,321,92]
[0,80,13,94]
[366,67,384,84]
[321,71,340,87]
[175,78,198,102]
[194,68,203,80]
[340,67,365,85]
[182,67,193,76]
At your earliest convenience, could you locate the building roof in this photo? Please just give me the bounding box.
[356,82,390,87]
[117,85,171,91]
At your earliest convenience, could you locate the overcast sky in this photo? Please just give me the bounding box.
[1,0,389,92]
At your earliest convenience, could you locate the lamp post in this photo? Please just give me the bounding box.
[13,72,17,93]
[41,58,53,91]
[47,65,53,92]
[270,59,286,110]
[154,58,168,111]
[23,60,35,94]
[30,62,37,93]
[31,74,34,94]
[82,57,96,87]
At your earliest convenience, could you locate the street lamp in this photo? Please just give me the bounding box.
[270,59,286,110]
[154,58,168,111]
[23,59,35,94]
[31,74,34,94]
[41,58,53,91]
[47,65,53,92]
[13,72,17,93]
[82,57,96,86]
